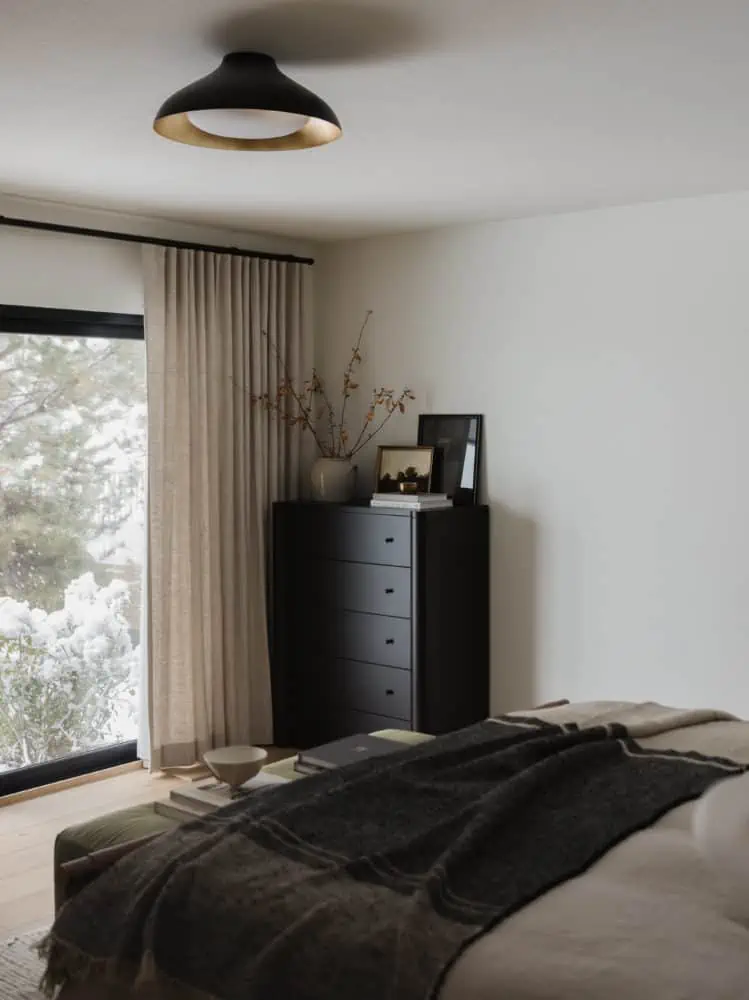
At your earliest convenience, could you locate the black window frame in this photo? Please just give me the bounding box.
[0,304,144,340]
[0,304,145,797]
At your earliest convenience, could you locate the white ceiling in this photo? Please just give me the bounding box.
[2,0,749,241]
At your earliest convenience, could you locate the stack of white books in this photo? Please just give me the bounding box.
[370,493,453,510]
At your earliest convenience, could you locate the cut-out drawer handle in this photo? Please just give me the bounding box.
[385,689,395,696]
[385,638,395,645]
[384,537,395,544]
[385,587,394,594]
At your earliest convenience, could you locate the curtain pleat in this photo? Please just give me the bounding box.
[142,247,309,769]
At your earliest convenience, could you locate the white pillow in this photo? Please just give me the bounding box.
[693,771,749,924]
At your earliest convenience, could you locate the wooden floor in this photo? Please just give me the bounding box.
[0,767,183,938]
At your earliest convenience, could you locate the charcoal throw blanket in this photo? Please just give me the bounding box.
[42,715,744,1000]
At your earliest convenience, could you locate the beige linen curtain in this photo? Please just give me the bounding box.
[143,246,310,769]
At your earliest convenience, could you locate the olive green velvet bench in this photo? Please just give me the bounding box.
[54,729,433,911]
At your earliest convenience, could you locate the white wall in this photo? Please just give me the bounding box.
[0,193,315,313]
[317,191,749,716]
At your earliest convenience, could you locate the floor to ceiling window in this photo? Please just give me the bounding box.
[0,305,145,794]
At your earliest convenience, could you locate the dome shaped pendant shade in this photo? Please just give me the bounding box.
[153,52,342,150]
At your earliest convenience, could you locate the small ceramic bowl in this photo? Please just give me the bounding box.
[203,745,268,792]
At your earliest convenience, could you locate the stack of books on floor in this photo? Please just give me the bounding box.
[164,770,288,818]
[370,492,453,510]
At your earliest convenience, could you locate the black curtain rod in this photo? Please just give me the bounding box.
[0,214,315,266]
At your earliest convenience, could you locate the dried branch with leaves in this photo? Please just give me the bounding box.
[250,311,415,459]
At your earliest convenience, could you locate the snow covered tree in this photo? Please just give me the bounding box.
[0,333,145,610]
[0,330,146,769]
[0,574,139,769]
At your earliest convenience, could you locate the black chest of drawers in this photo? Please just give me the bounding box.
[271,501,489,747]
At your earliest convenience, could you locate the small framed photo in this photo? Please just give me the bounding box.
[375,445,434,495]
[417,414,482,505]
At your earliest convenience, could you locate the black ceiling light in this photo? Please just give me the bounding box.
[154,52,342,151]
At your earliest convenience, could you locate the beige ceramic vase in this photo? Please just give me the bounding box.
[310,456,357,502]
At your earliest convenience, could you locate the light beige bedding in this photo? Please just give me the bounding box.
[443,702,749,1000]
[60,702,749,1000]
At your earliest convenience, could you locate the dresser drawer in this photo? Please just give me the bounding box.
[317,511,412,567]
[327,659,412,721]
[339,611,411,670]
[328,709,411,740]
[312,562,411,618]
[312,611,412,670]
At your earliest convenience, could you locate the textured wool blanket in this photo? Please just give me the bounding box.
[42,713,744,1000]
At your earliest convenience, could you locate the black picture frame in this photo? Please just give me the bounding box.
[417,414,482,505]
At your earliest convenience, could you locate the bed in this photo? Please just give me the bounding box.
[43,701,749,1000]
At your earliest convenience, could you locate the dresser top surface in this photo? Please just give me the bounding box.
[274,500,488,517]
